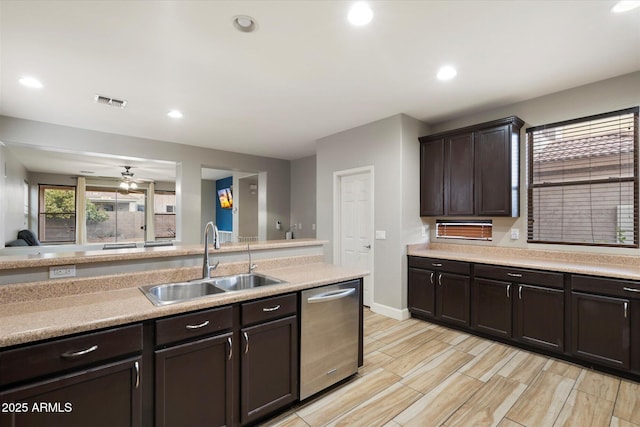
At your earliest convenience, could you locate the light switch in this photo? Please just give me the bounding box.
[375,230,386,240]
[510,228,520,240]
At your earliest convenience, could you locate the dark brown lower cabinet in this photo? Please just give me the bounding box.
[514,284,564,351]
[437,273,470,326]
[408,267,436,318]
[407,257,471,326]
[155,333,232,427]
[0,356,142,427]
[240,316,298,425]
[571,292,630,369]
[472,277,512,338]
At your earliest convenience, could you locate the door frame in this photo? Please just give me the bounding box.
[333,166,374,306]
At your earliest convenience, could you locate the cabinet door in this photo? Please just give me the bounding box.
[474,125,512,216]
[420,140,444,216]
[571,292,630,369]
[0,357,141,427]
[444,132,474,216]
[155,333,232,427]
[472,278,512,338]
[514,284,564,352]
[241,316,298,425]
[408,267,436,318]
[437,272,470,326]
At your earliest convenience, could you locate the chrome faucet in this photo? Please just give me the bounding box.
[247,242,257,273]
[203,221,220,279]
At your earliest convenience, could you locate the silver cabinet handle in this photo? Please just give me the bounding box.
[134,361,140,389]
[438,273,443,286]
[430,272,434,285]
[307,288,356,303]
[262,305,281,312]
[227,337,232,360]
[518,285,522,300]
[624,302,629,319]
[432,263,443,267]
[186,320,210,330]
[243,332,249,354]
[507,273,523,278]
[623,287,640,293]
[507,284,511,298]
[61,345,98,359]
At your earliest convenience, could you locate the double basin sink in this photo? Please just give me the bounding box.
[140,273,285,306]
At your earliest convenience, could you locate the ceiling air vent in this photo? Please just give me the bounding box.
[94,94,128,109]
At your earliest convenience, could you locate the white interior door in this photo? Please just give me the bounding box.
[338,170,373,306]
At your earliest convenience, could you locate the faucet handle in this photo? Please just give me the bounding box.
[208,260,220,274]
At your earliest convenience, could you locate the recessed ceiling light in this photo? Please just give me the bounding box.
[611,1,640,13]
[437,65,457,81]
[167,110,183,119]
[19,76,43,89]
[348,2,373,26]
[233,15,258,32]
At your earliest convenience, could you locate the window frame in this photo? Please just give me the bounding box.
[38,184,77,244]
[153,190,176,241]
[526,107,639,248]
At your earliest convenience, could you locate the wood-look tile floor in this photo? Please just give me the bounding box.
[259,309,640,427]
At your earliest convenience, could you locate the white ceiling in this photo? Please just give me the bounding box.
[1,0,639,164]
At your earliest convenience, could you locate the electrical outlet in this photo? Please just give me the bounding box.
[49,265,76,279]
[312,224,316,231]
[510,228,520,240]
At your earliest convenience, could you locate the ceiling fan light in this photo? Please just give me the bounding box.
[129,182,138,189]
[120,181,129,189]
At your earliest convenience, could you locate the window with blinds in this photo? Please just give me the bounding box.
[527,107,639,248]
[436,220,492,241]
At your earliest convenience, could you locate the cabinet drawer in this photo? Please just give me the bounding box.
[156,306,233,347]
[408,257,470,275]
[242,293,297,326]
[0,323,142,387]
[572,275,640,299]
[475,264,564,289]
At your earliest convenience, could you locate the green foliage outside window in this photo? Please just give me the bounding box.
[44,188,108,223]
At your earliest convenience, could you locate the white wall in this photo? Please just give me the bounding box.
[290,155,317,239]
[0,115,291,244]
[1,146,29,245]
[200,179,217,236]
[238,176,259,238]
[316,114,429,316]
[425,71,640,256]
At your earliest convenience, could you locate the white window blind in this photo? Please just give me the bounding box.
[527,107,638,247]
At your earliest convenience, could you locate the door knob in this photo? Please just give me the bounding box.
[364,245,371,249]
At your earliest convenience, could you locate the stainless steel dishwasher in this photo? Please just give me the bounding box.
[300,280,360,400]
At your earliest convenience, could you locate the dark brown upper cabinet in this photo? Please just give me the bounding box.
[419,116,524,217]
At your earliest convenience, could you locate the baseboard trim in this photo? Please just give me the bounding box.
[369,303,410,321]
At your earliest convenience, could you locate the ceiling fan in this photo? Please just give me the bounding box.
[119,166,138,190]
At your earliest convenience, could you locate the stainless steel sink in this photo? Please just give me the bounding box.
[140,280,226,306]
[209,273,284,292]
[140,273,285,306]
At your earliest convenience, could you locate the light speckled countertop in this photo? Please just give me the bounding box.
[408,243,640,281]
[0,261,368,348]
[0,239,324,270]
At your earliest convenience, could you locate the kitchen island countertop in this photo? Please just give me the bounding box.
[0,261,367,348]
